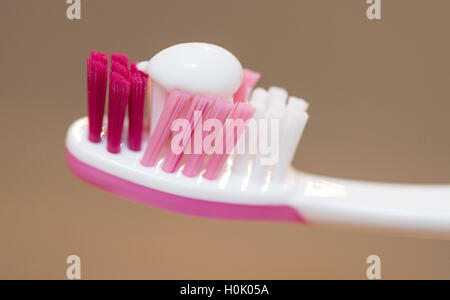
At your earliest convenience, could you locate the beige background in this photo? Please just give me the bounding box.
[1,0,450,279]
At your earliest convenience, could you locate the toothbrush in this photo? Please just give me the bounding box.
[66,43,450,240]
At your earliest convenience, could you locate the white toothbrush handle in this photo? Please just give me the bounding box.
[292,172,450,239]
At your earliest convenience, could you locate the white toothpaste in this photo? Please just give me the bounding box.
[140,42,243,98]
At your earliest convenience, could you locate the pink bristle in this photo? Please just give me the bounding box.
[127,64,148,151]
[111,53,129,67]
[141,90,192,167]
[203,102,255,180]
[182,98,234,178]
[162,94,212,173]
[107,70,131,154]
[87,51,108,143]
[233,69,261,103]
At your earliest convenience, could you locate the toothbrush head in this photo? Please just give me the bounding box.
[66,44,309,223]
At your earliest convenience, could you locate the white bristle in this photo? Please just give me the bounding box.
[268,86,288,108]
[287,96,309,112]
[234,86,309,186]
[270,108,309,182]
[232,98,267,176]
[249,91,286,185]
[250,87,269,107]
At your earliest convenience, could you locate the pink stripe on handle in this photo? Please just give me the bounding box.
[127,63,148,151]
[66,147,307,223]
[87,51,108,143]
[182,99,234,177]
[203,102,255,180]
[233,69,261,103]
[141,90,191,167]
[162,95,212,173]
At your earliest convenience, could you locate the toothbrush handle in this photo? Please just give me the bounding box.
[292,172,450,239]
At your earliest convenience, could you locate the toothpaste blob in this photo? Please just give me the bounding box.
[140,43,243,98]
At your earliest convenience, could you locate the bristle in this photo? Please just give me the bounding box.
[130,62,139,73]
[127,65,148,151]
[162,95,212,173]
[111,53,129,68]
[270,97,309,181]
[111,61,130,81]
[182,98,234,177]
[233,69,261,103]
[91,51,108,65]
[87,51,108,143]
[108,52,131,152]
[232,90,268,175]
[107,71,131,154]
[250,89,287,184]
[130,62,148,78]
[268,86,288,108]
[287,96,309,112]
[141,90,191,167]
[250,88,269,108]
[203,102,255,180]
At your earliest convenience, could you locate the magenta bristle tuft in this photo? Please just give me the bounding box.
[127,65,148,151]
[87,51,108,143]
[107,67,131,154]
[111,53,129,68]
[91,51,108,65]
[111,61,130,81]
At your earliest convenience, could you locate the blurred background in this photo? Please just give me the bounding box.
[1,0,450,279]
